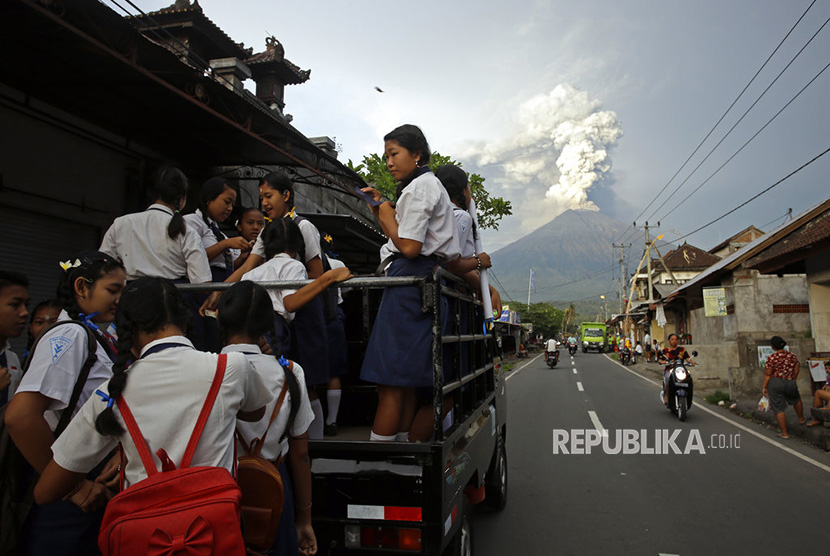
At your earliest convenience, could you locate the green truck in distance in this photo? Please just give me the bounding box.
[579,322,608,353]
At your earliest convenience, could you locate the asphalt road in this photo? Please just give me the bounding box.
[473,351,830,556]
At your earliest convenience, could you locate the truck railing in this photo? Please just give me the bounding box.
[176,266,498,444]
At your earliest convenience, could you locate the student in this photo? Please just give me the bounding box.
[185,177,253,282]
[234,207,267,270]
[5,252,126,556]
[433,164,502,314]
[358,124,462,442]
[320,234,349,437]
[99,165,211,285]
[241,219,351,364]
[0,270,30,405]
[32,278,271,531]
[203,173,335,438]
[23,299,62,365]
[217,281,317,556]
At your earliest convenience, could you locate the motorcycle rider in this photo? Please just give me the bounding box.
[545,337,559,363]
[658,333,694,404]
[567,335,577,354]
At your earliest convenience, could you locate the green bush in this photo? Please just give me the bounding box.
[704,390,731,405]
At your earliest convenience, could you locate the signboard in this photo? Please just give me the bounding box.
[757,345,789,368]
[703,287,727,317]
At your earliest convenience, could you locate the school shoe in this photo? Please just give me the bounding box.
[324,423,338,437]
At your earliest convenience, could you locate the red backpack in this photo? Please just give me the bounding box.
[98,354,245,556]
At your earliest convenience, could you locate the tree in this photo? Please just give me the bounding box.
[511,302,564,339]
[347,151,512,230]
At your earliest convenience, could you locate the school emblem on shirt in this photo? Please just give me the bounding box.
[49,336,74,363]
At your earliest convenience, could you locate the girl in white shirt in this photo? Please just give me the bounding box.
[33,278,270,519]
[241,219,352,357]
[99,166,211,284]
[185,177,252,282]
[359,124,462,442]
[217,281,317,556]
[6,251,126,556]
[185,177,253,351]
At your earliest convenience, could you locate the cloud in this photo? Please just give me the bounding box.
[467,83,623,235]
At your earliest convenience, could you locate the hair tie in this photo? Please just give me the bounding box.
[78,312,100,332]
[95,389,115,409]
[59,259,82,272]
[287,207,296,218]
[278,355,290,368]
[324,234,333,244]
[263,216,273,223]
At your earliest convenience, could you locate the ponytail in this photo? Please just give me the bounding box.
[94,277,192,437]
[153,166,189,239]
[95,325,133,436]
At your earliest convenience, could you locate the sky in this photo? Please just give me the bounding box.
[125,0,830,258]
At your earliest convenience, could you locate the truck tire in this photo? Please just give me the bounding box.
[443,499,473,556]
[483,432,508,511]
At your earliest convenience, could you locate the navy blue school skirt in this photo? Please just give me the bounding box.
[360,256,443,388]
[267,461,297,556]
[326,306,348,378]
[289,296,330,387]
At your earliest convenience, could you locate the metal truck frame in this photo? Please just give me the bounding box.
[181,268,508,555]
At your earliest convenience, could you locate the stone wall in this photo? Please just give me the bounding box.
[807,255,830,353]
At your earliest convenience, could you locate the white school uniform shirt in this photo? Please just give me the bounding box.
[546,339,558,351]
[635,344,643,355]
[251,214,322,265]
[15,311,113,431]
[452,206,476,258]
[100,204,212,283]
[51,337,272,487]
[1,342,23,400]
[225,344,314,461]
[379,171,461,262]
[184,209,241,271]
[242,253,307,323]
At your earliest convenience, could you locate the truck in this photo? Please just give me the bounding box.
[307,268,508,555]
[579,321,607,353]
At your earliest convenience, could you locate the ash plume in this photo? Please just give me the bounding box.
[472,84,623,232]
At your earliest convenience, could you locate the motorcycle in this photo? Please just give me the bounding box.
[662,351,698,421]
[546,348,560,368]
[568,343,577,356]
[619,346,631,366]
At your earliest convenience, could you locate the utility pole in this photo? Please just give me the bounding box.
[634,221,659,304]
[612,242,631,314]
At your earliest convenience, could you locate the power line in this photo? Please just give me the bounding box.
[658,54,830,220]
[652,12,830,221]
[681,145,830,240]
[615,0,818,245]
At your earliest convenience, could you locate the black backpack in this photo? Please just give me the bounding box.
[0,321,106,556]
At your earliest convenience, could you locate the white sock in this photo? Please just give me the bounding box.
[370,431,397,442]
[326,389,341,425]
[395,432,409,442]
[309,399,324,440]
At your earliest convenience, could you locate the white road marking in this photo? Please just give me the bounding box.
[571,360,575,366]
[505,354,542,381]
[572,369,578,375]
[605,355,830,475]
[658,553,680,556]
[588,410,608,437]
[577,381,584,392]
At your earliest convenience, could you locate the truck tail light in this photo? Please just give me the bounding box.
[345,525,422,551]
